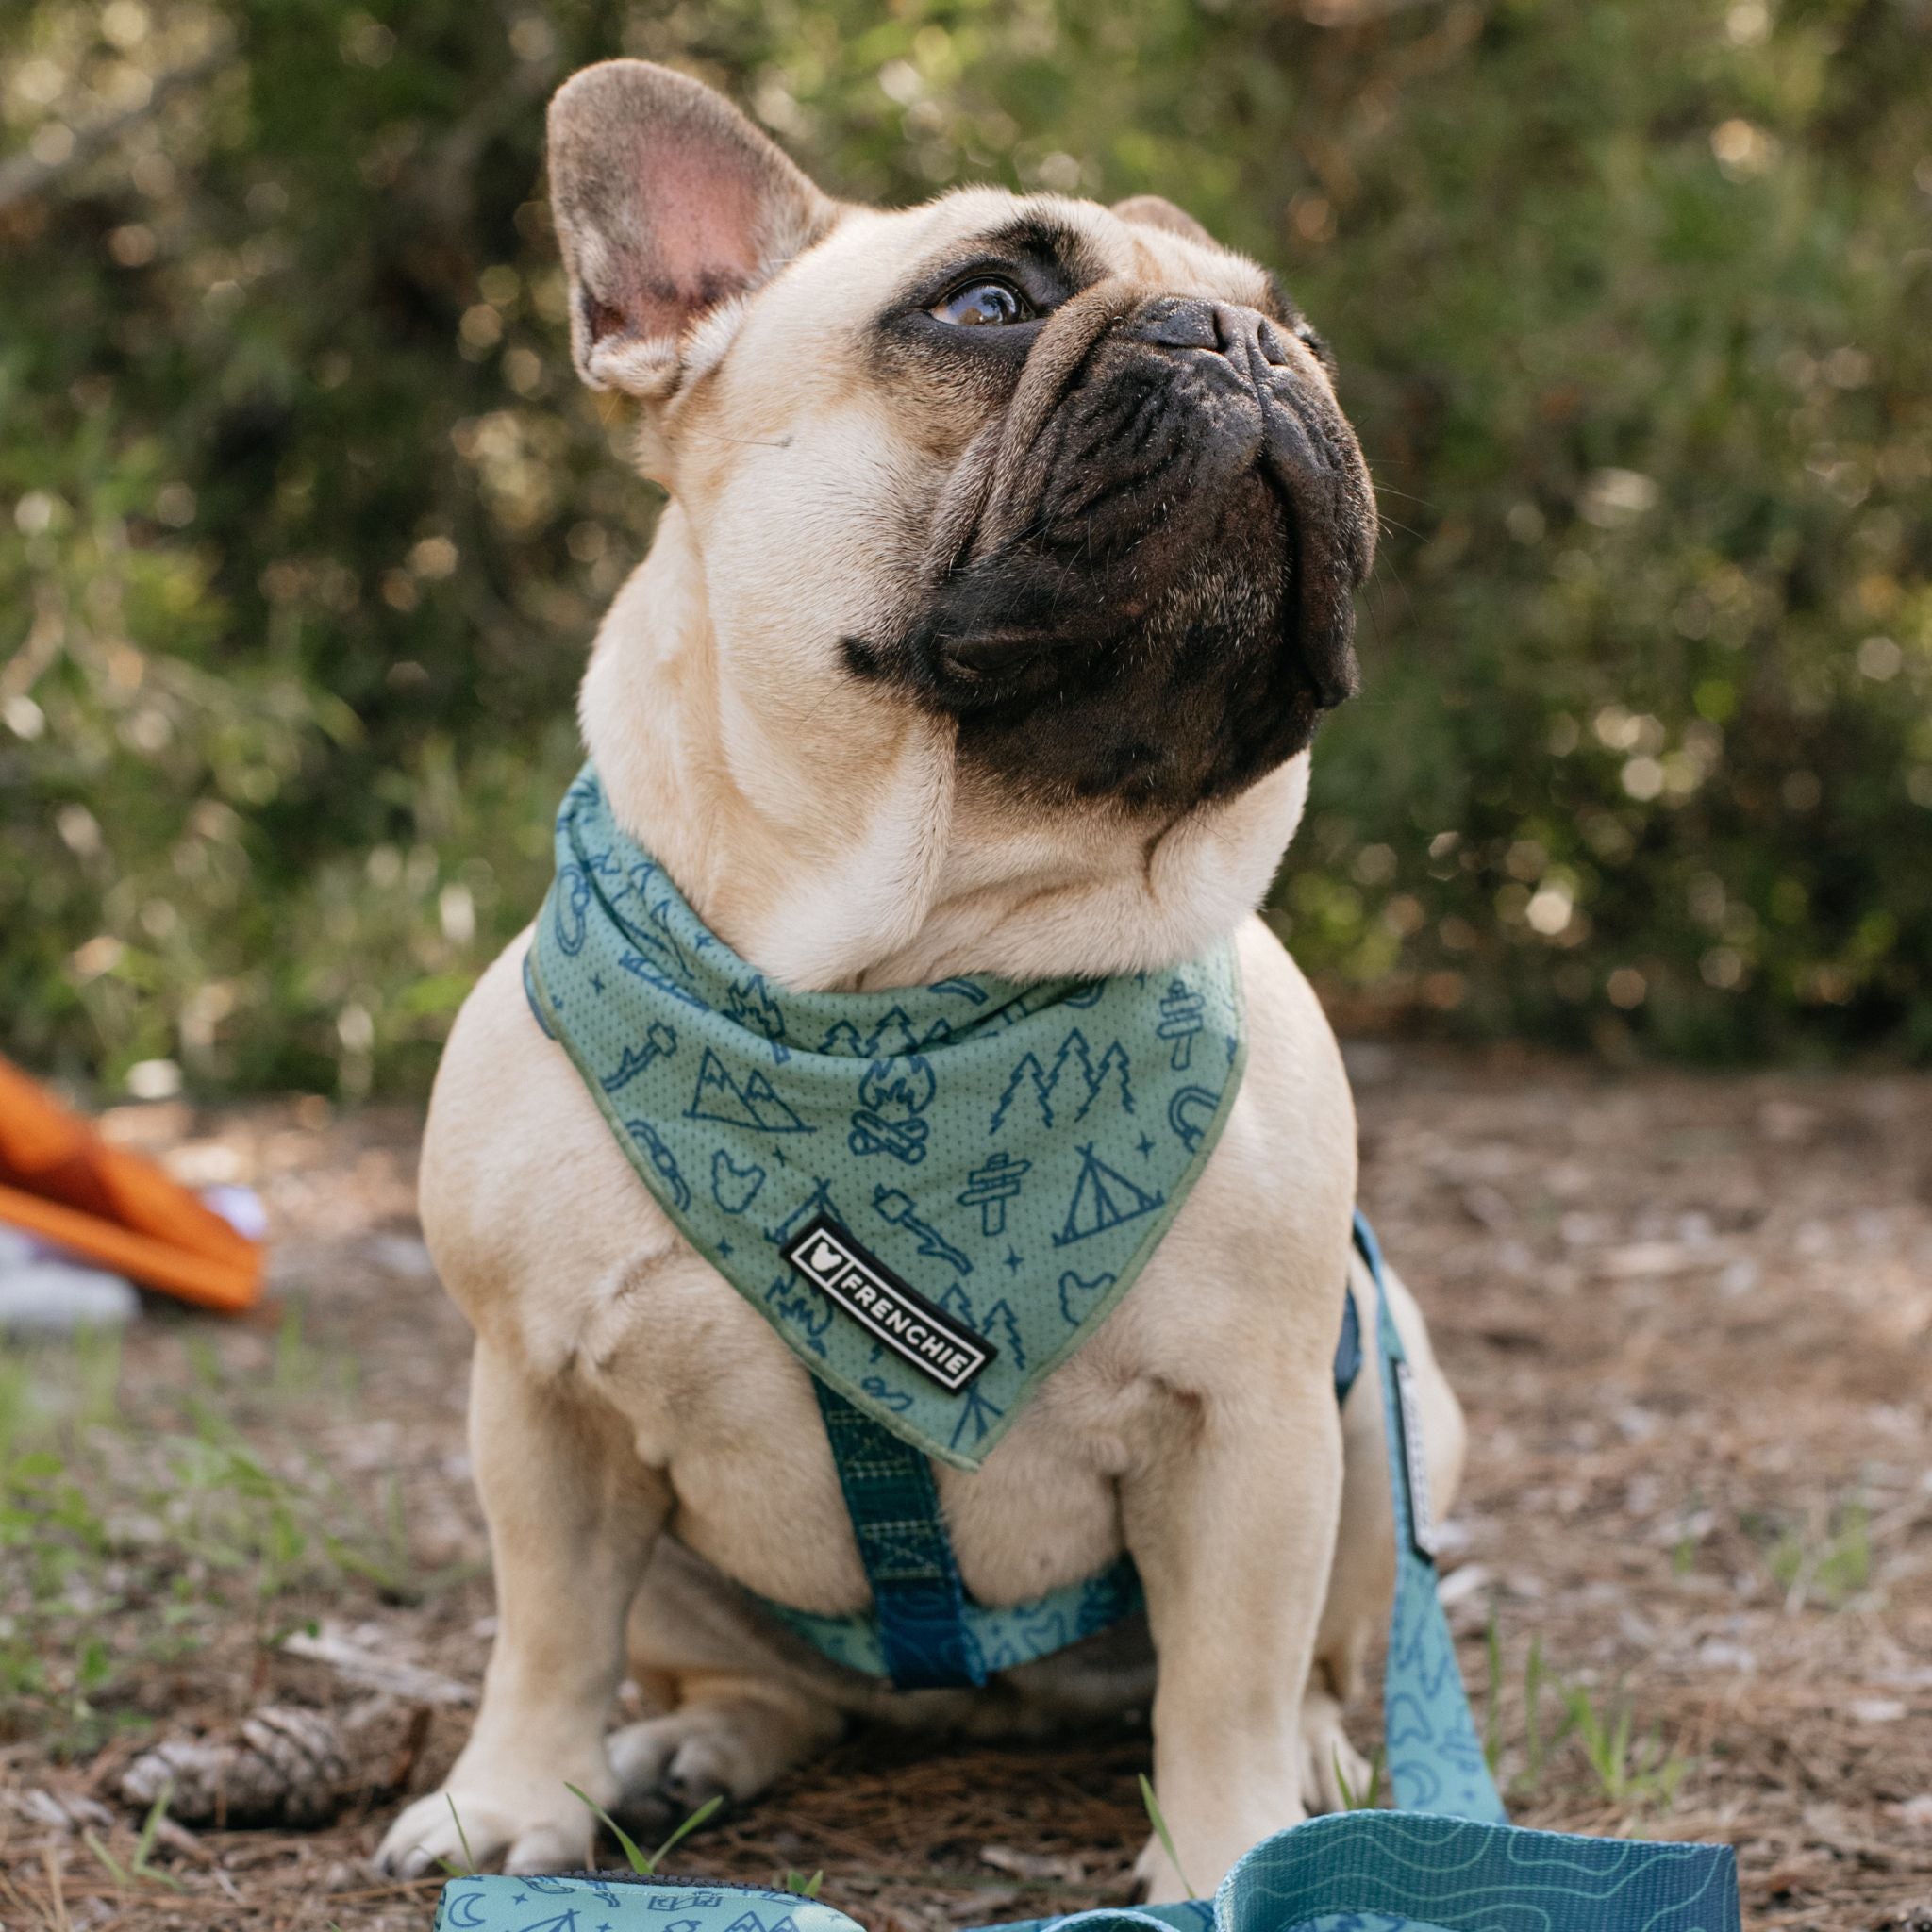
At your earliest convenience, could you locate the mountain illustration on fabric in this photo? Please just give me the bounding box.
[685,1048,811,1132]
[989,1029,1134,1134]
[1052,1142,1163,1246]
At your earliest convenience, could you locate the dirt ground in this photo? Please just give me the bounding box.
[3,1044,1930,1932]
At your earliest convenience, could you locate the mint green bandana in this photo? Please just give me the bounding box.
[525,767,1245,1472]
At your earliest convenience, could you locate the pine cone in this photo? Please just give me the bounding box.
[119,1705,350,1828]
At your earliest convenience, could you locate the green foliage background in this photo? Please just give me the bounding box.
[3,0,1929,1098]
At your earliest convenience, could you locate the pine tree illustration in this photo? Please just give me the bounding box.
[1047,1028,1096,1108]
[990,1051,1048,1133]
[817,1019,864,1056]
[1053,1143,1163,1246]
[978,1296,1027,1369]
[1074,1040,1135,1120]
[863,1006,921,1057]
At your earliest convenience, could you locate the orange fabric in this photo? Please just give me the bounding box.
[0,1058,264,1311]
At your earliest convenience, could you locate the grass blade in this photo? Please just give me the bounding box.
[441,1794,477,1878]
[565,1781,652,1874]
[647,1791,723,1870]
[1139,1774,1197,1899]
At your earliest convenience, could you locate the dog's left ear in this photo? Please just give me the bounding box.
[547,59,837,398]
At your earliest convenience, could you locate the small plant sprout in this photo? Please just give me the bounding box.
[1521,1635,1548,1797]
[1139,1774,1198,1899]
[85,1780,182,1892]
[1483,1614,1505,1775]
[567,1783,724,1874]
[1768,1501,1871,1613]
[435,1794,478,1879]
[1557,1679,1689,1810]
[781,1869,825,1897]
[1333,1746,1385,1812]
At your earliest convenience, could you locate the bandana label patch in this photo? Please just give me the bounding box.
[783,1216,993,1392]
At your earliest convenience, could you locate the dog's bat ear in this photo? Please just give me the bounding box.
[1111,194,1218,248]
[546,60,837,397]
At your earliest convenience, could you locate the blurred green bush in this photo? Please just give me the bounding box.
[3,0,1928,1097]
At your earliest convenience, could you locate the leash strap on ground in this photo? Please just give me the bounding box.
[433,1812,1740,1932]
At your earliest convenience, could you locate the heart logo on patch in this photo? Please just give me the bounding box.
[709,1149,767,1215]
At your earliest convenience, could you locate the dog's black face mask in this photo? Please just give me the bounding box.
[845,245,1376,814]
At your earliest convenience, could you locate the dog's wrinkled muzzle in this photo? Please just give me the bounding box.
[1127,293,1372,711]
[856,277,1377,809]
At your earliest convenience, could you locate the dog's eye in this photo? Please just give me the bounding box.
[930,280,1032,326]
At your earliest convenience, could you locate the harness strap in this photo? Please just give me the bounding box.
[809,1285,1364,1695]
[808,1208,1509,1836]
[812,1383,991,1690]
[1356,1209,1507,1822]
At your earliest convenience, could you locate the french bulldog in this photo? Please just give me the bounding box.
[375,58,1467,1902]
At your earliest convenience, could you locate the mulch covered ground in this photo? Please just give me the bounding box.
[3,1045,1929,1931]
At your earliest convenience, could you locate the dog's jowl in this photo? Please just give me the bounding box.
[376,58,1467,1903]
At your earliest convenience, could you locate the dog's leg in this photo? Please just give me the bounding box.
[376,1343,666,1875]
[1124,1356,1343,1901]
[1303,1251,1468,1812]
[607,1541,849,1824]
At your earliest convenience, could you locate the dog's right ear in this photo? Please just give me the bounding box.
[546,60,836,399]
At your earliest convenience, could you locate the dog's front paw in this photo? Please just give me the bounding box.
[608,1693,839,1831]
[1131,1796,1307,1905]
[374,1780,597,1879]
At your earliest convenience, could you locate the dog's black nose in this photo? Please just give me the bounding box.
[1131,296,1291,366]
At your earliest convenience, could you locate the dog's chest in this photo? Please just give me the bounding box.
[554,1228,1184,1615]
[425,922,1354,1623]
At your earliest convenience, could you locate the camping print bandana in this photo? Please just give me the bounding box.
[525,768,1246,1471]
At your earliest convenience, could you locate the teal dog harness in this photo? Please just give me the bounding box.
[526,766,1254,1688]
